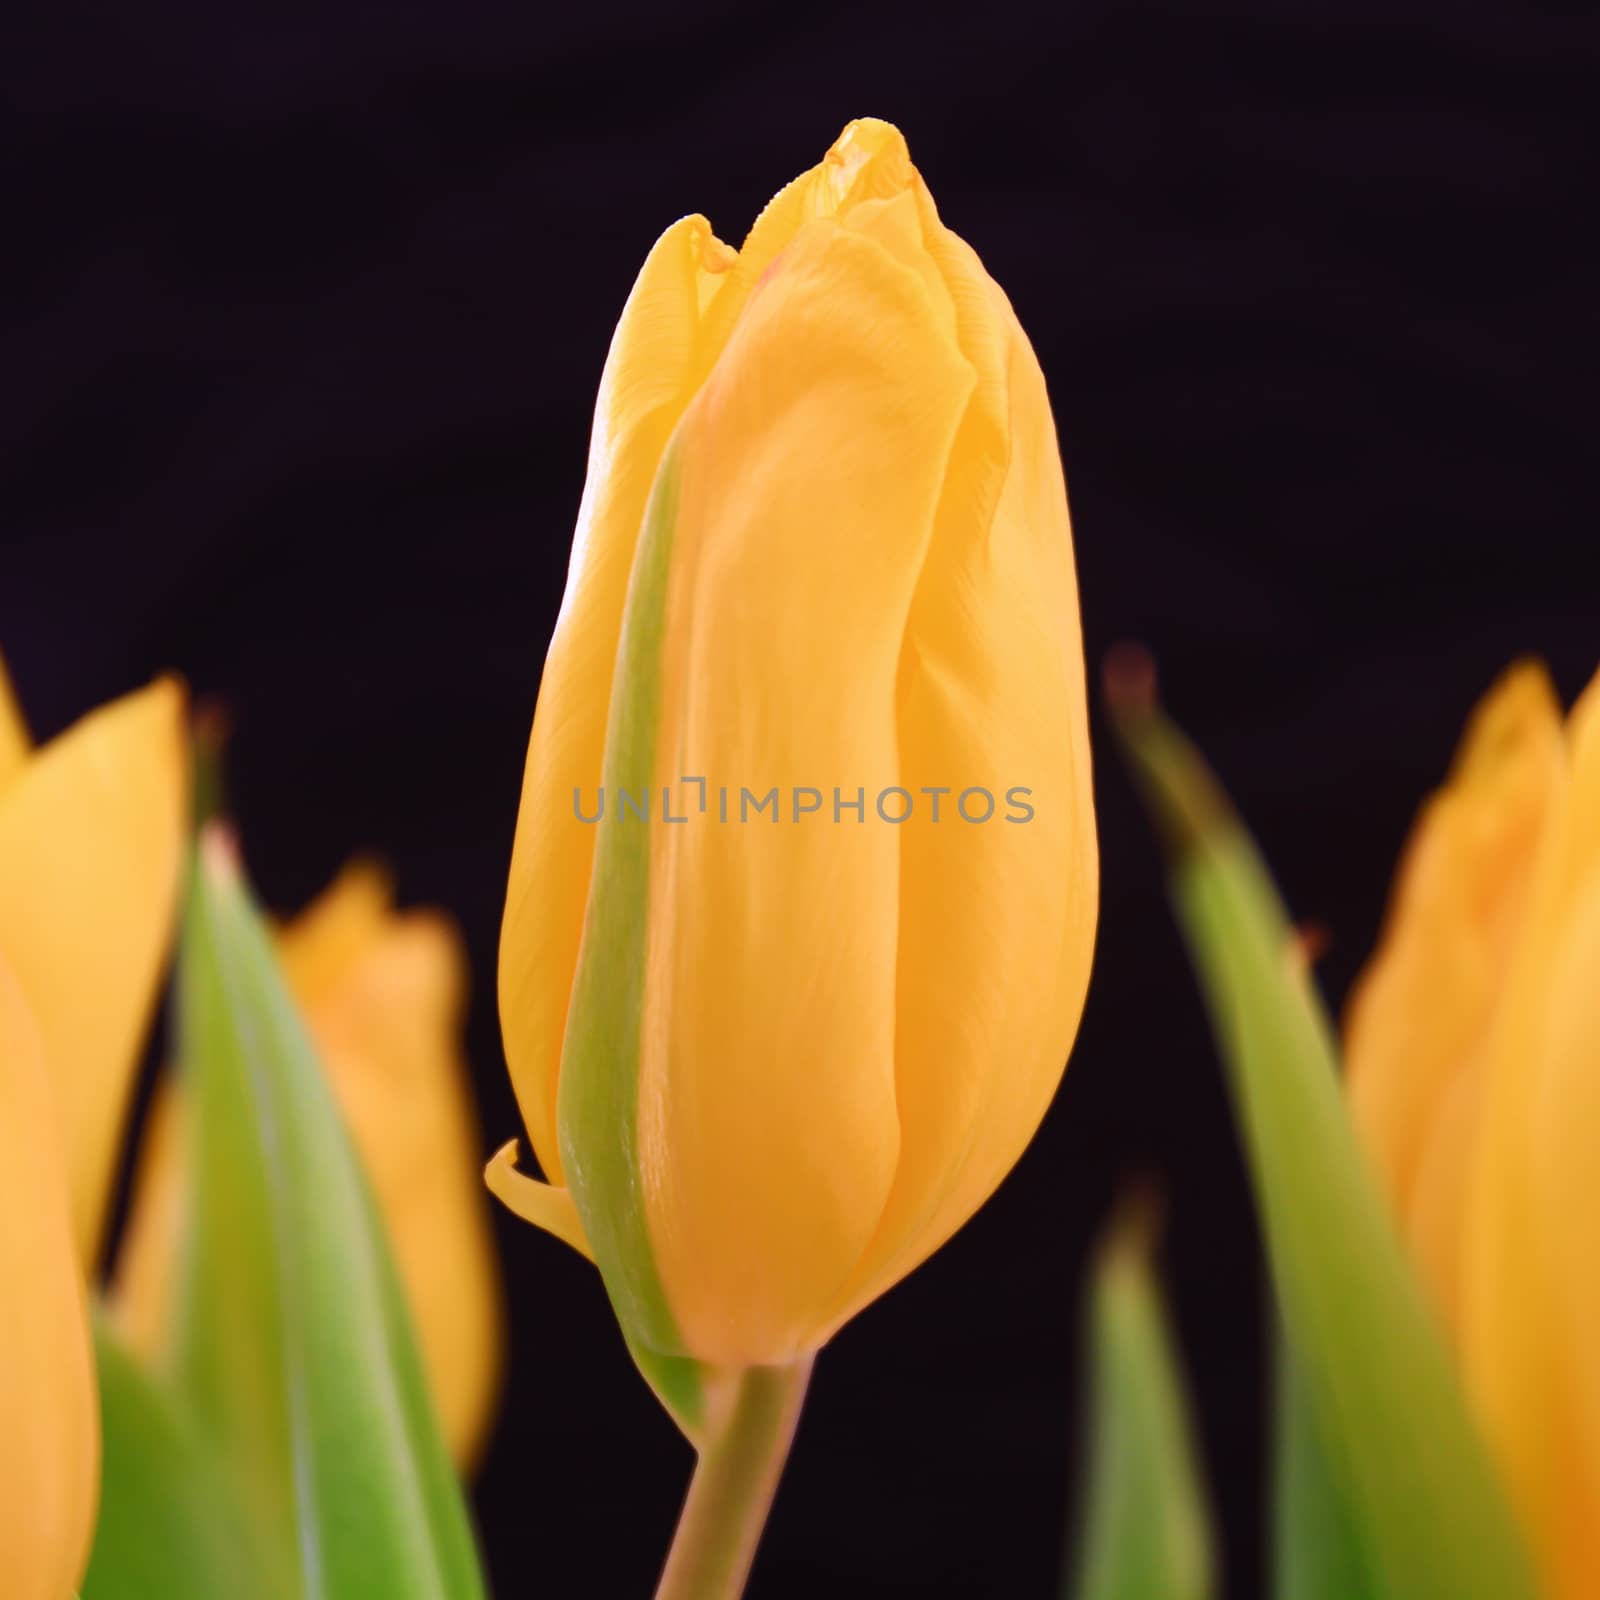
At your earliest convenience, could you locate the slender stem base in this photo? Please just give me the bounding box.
[654,1356,814,1600]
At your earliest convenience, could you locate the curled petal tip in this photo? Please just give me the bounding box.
[825,116,914,202]
[484,1139,595,1264]
[682,214,738,275]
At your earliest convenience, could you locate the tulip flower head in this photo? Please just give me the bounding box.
[492,118,1097,1413]
[0,653,188,1594]
[1347,659,1600,1599]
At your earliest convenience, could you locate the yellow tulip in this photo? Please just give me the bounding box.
[0,653,186,1595]
[1346,659,1600,1598]
[0,658,188,1263]
[0,954,100,1600]
[492,118,1097,1389]
[114,862,505,1469]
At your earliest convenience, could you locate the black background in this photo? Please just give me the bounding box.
[5,3,1598,1594]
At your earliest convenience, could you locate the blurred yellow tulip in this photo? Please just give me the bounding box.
[492,118,1097,1393]
[0,653,187,1595]
[114,863,505,1469]
[0,955,100,1600]
[1347,658,1600,1598]
[0,659,188,1265]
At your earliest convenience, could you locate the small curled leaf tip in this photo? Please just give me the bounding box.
[1103,642,1159,721]
[1104,644,1236,857]
[1103,1177,1166,1272]
[199,819,242,883]
[190,695,233,827]
[191,696,233,755]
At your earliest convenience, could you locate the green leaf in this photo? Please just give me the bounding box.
[166,829,487,1600]
[1110,671,1537,1600]
[82,1312,286,1600]
[1272,1326,1381,1600]
[1068,1212,1215,1600]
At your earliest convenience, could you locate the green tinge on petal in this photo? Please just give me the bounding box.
[167,832,486,1600]
[1112,681,1537,1600]
[560,432,705,1433]
[1068,1212,1215,1600]
[82,1313,285,1600]
[1273,1327,1381,1600]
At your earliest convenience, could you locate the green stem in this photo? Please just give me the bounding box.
[654,1357,814,1600]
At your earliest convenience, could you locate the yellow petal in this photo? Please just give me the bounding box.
[0,649,32,792]
[1399,1053,1480,1333]
[484,1140,593,1262]
[275,857,394,1010]
[1346,661,1562,1248]
[1526,867,1600,1598]
[636,188,977,1365]
[0,954,99,1599]
[696,117,920,345]
[0,677,187,1262]
[1462,664,1600,1598]
[110,1074,186,1368]
[823,197,1096,1334]
[499,213,741,1189]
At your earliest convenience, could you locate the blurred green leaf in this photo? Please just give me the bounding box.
[1068,1213,1215,1600]
[166,830,487,1600]
[1272,1326,1380,1600]
[82,1312,284,1600]
[1111,672,1536,1600]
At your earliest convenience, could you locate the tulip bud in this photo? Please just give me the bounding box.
[1345,661,1564,1325]
[0,956,98,1600]
[115,863,505,1470]
[1346,659,1600,1598]
[493,119,1097,1389]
